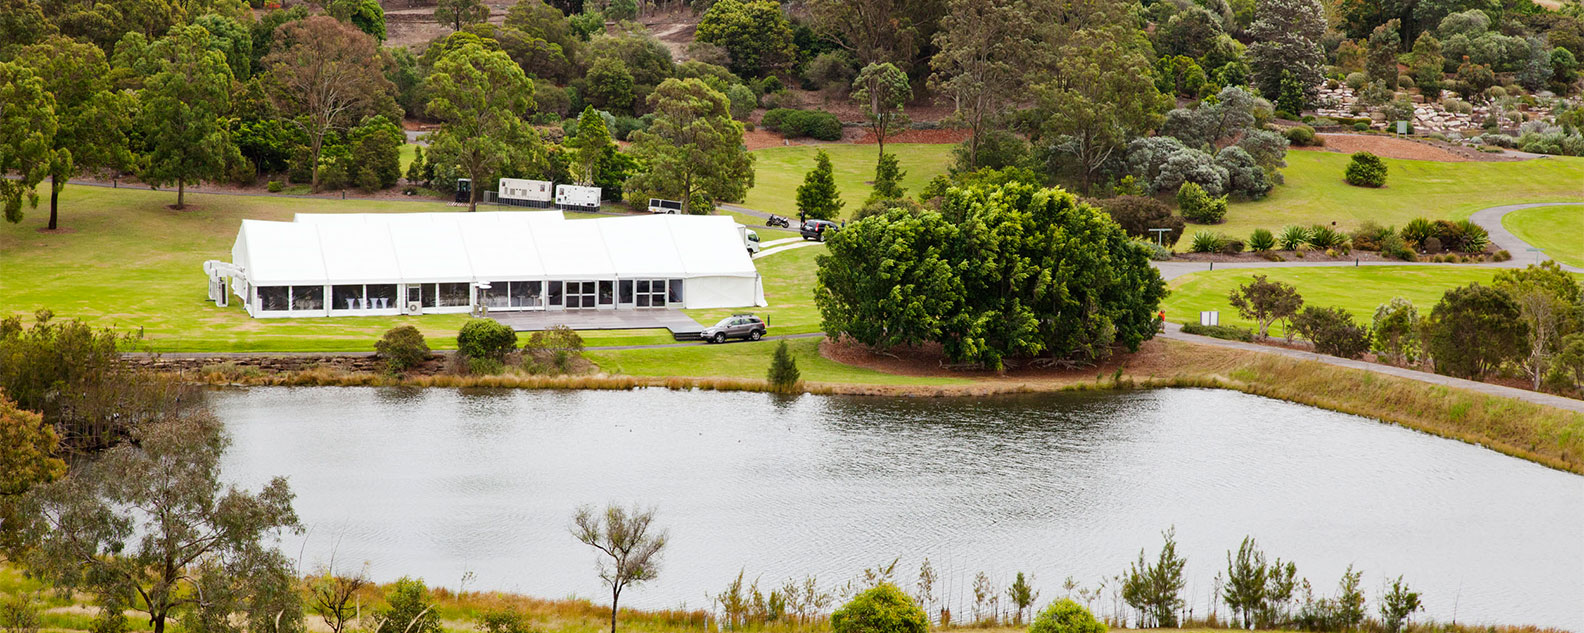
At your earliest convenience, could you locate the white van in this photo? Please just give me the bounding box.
[737,224,761,255]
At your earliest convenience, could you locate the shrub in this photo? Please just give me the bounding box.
[761,108,842,140]
[1292,306,1370,358]
[1277,225,1309,250]
[1348,221,1392,251]
[1455,219,1489,253]
[1181,322,1256,341]
[266,180,284,193]
[1029,599,1107,633]
[1100,195,1184,246]
[766,340,800,391]
[1176,182,1227,224]
[831,584,926,633]
[377,578,441,633]
[1493,249,1512,261]
[375,325,430,373]
[1371,297,1422,365]
[1344,151,1387,187]
[1306,224,1347,250]
[1424,283,1527,379]
[1379,234,1415,261]
[1221,239,1245,254]
[1284,125,1323,147]
[1400,217,1435,247]
[456,319,517,363]
[1248,228,1276,252]
[1138,240,1173,261]
[1422,236,1443,253]
[1189,230,1226,253]
[523,325,584,374]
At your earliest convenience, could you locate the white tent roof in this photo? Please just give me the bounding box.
[232,211,757,286]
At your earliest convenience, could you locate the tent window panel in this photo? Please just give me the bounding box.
[332,285,364,310]
[636,280,650,293]
[668,279,684,305]
[291,286,323,311]
[438,283,469,307]
[258,286,289,311]
[548,281,563,306]
[367,285,397,309]
[598,281,613,305]
[636,293,650,307]
[485,281,510,308]
[513,281,542,307]
[619,280,633,304]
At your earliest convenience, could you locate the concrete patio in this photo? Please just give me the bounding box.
[489,309,705,339]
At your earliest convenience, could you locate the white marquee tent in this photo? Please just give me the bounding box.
[211,211,766,318]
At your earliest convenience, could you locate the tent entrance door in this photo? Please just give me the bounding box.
[564,281,598,310]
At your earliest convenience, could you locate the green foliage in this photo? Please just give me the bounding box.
[1292,305,1371,358]
[816,208,964,350]
[695,0,796,77]
[1295,566,1367,632]
[456,319,518,362]
[1344,151,1387,187]
[434,0,489,31]
[375,325,430,373]
[1399,217,1434,247]
[1099,195,1184,247]
[1248,0,1325,109]
[1180,322,1255,341]
[1121,528,1187,628]
[851,62,911,151]
[766,340,801,390]
[1177,182,1228,224]
[376,578,441,633]
[605,0,637,20]
[1284,125,1322,147]
[1277,225,1309,250]
[128,25,240,209]
[0,62,57,225]
[475,608,534,633]
[523,325,584,374]
[1228,274,1303,339]
[1305,224,1347,250]
[567,106,616,185]
[348,116,404,191]
[0,391,66,502]
[1190,230,1226,253]
[1424,283,1527,379]
[1248,228,1276,251]
[866,152,906,204]
[569,10,605,40]
[830,584,925,633]
[267,180,284,192]
[1379,576,1422,633]
[623,78,754,215]
[761,108,843,140]
[1029,599,1104,633]
[796,150,845,220]
[726,83,756,120]
[327,0,386,41]
[426,42,544,210]
[585,57,636,114]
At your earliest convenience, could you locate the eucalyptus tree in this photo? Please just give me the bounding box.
[426,42,544,212]
[0,62,57,224]
[571,504,669,633]
[852,62,911,158]
[623,78,754,215]
[130,24,240,209]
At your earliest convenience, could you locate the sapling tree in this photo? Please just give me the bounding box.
[767,340,802,391]
[1379,576,1422,633]
[796,150,845,221]
[308,563,371,633]
[1228,275,1304,339]
[1371,298,1423,365]
[1005,572,1038,625]
[1121,528,1187,628]
[571,504,669,633]
[851,62,911,158]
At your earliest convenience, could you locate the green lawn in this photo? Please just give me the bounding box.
[399,142,419,173]
[1161,265,1526,338]
[743,143,955,220]
[1199,151,1584,249]
[686,242,823,335]
[0,186,668,352]
[1503,203,1584,268]
[586,336,967,385]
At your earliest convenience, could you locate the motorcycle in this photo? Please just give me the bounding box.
[765,215,791,228]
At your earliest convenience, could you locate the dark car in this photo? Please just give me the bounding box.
[800,219,840,241]
[701,314,767,344]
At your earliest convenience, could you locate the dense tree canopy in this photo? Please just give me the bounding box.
[0,62,59,224]
[125,24,239,209]
[623,78,755,214]
[695,0,796,78]
[426,43,544,211]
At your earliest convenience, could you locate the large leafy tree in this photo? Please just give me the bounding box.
[426,43,544,212]
[327,0,387,41]
[130,24,239,209]
[0,393,66,499]
[1493,262,1584,389]
[851,62,911,158]
[1424,283,1528,380]
[264,16,397,192]
[815,207,964,350]
[623,78,754,215]
[695,0,796,78]
[0,62,58,225]
[1029,31,1167,193]
[567,105,615,185]
[927,0,1037,170]
[14,37,138,230]
[1247,0,1326,109]
[808,0,934,68]
[435,0,489,31]
[21,413,302,633]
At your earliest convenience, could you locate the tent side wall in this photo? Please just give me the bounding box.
[682,275,762,310]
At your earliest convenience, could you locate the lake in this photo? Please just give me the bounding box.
[214,387,1584,629]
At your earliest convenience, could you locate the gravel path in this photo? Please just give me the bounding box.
[1159,322,1584,413]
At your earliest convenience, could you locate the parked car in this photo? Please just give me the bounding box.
[800,219,840,241]
[701,314,767,343]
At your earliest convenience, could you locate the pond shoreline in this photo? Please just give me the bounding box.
[147,339,1584,476]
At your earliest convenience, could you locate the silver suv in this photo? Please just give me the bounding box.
[701,314,767,343]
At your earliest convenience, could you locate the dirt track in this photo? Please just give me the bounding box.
[1295,133,1535,162]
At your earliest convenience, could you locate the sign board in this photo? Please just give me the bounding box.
[1396,121,1408,135]
[1199,311,1220,326]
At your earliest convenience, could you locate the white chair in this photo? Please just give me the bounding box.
[345,298,357,310]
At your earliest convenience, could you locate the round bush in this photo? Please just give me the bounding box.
[1030,599,1106,633]
[267,180,285,193]
[1176,182,1228,224]
[1099,195,1184,246]
[1284,125,1322,147]
[1344,151,1387,187]
[830,584,926,633]
[1248,228,1276,252]
[457,319,518,362]
[376,325,430,373]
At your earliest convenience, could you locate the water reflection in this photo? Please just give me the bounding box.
[214,387,1584,629]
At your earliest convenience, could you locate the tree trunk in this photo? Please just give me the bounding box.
[311,135,323,193]
[48,174,59,230]
[152,613,165,633]
[609,586,620,633]
[177,179,185,209]
[468,182,478,212]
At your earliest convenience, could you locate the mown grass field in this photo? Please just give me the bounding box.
[743,143,955,220]
[1200,151,1584,249]
[586,336,967,385]
[1160,265,1522,338]
[1502,203,1584,268]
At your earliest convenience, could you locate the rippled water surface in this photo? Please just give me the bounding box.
[214,387,1584,629]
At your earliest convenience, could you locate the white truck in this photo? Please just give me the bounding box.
[647,198,684,214]
[554,184,602,211]
[736,224,761,255]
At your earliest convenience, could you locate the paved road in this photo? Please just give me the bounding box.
[1159,322,1584,413]
[1467,202,1583,272]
